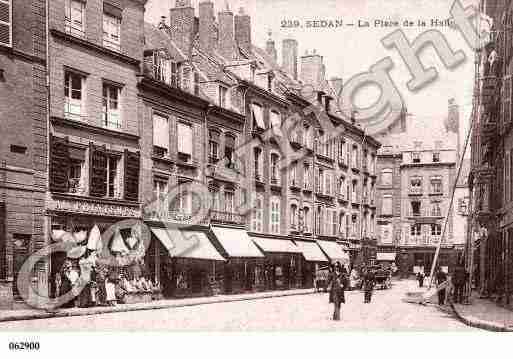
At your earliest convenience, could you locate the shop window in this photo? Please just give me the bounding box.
[153,113,169,157]
[64,71,85,120]
[102,8,121,51]
[103,83,121,129]
[65,0,85,37]
[270,196,280,234]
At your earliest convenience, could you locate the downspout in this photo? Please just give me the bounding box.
[43,0,51,297]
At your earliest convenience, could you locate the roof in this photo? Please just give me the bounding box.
[144,22,187,62]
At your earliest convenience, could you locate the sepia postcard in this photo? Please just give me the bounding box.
[0,0,511,351]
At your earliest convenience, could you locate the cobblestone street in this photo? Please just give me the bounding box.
[0,280,477,331]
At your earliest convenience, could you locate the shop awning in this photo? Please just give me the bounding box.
[150,227,225,261]
[317,240,350,263]
[211,226,264,258]
[251,236,302,254]
[376,252,396,261]
[294,241,329,262]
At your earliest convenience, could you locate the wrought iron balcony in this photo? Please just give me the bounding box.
[409,187,423,196]
[209,210,246,225]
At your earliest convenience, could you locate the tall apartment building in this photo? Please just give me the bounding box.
[468,0,513,305]
[0,0,48,308]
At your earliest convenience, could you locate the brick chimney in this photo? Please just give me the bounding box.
[199,1,215,52]
[265,30,277,62]
[234,7,251,52]
[218,3,237,60]
[169,0,195,55]
[300,49,325,90]
[282,38,298,79]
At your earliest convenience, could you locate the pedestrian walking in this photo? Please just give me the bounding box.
[363,268,375,303]
[329,262,347,321]
[452,263,468,304]
[435,267,448,305]
[417,270,425,288]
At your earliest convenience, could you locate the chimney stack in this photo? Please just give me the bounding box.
[235,7,251,51]
[169,0,195,55]
[218,2,237,60]
[300,50,325,90]
[265,30,277,62]
[282,38,298,79]
[199,1,215,52]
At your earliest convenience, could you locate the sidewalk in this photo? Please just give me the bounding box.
[451,293,513,332]
[0,288,314,323]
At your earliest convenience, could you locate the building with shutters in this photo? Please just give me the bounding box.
[46,0,146,300]
[375,100,466,276]
[0,0,48,308]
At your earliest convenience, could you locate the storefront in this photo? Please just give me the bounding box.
[293,240,329,288]
[250,236,303,290]
[150,227,226,298]
[210,226,265,294]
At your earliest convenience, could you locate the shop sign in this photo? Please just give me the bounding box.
[48,198,141,218]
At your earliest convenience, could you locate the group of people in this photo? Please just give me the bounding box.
[327,262,378,321]
[56,252,160,308]
[416,264,469,306]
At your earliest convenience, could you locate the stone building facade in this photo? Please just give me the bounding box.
[0,0,48,308]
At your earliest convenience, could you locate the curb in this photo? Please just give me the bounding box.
[450,302,513,332]
[0,289,315,324]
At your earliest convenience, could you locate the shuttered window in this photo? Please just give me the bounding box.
[153,113,169,152]
[89,143,108,197]
[65,0,85,37]
[50,136,71,193]
[177,122,192,156]
[0,0,11,47]
[103,83,121,129]
[124,150,140,202]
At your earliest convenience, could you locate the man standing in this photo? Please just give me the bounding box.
[435,267,448,305]
[452,263,468,304]
[363,268,375,303]
[417,270,425,288]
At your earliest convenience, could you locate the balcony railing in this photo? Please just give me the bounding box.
[209,210,245,225]
[409,187,423,195]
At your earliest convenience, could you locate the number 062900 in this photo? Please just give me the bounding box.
[9,342,40,351]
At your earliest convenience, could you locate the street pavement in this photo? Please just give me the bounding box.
[0,280,478,331]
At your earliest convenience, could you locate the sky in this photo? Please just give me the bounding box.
[145,0,480,155]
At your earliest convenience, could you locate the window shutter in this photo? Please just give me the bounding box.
[124,149,140,202]
[0,0,11,47]
[503,76,512,131]
[89,142,107,197]
[50,136,70,193]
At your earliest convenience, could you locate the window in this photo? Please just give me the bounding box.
[381,168,393,186]
[153,179,168,215]
[410,224,421,236]
[431,202,442,217]
[412,152,421,163]
[103,83,121,129]
[325,171,331,195]
[339,177,345,196]
[219,85,227,107]
[210,187,220,211]
[208,130,219,164]
[430,176,442,194]
[410,176,422,193]
[181,67,191,92]
[64,71,84,119]
[251,104,265,130]
[254,147,262,180]
[224,134,235,169]
[103,12,121,51]
[411,201,421,216]
[432,151,440,162]
[382,195,392,215]
[380,224,392,244]
[177,122,193,156]
[331,210,338,236]
[303,207,311,233]
[303,125,312,149]
[352,214,358,237]
[153,113,169,156]
[270,111,282,136]
[224,191,234,213]
[68,155,85,194]
[352,180,358,202]
[175,186,192,215]
[505,151,511,203]
[290,162,297,186]
[290,204,298,230]
[267,73,273,91]
[65,0,85,36]
[270,196,280,234]
[303,163,311,189]
[317,168,324,193]
[0,0,11,47]
[270,153,280,184]
[431,224,442,236]
[338,140,345,163]
[106,155,120,198]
